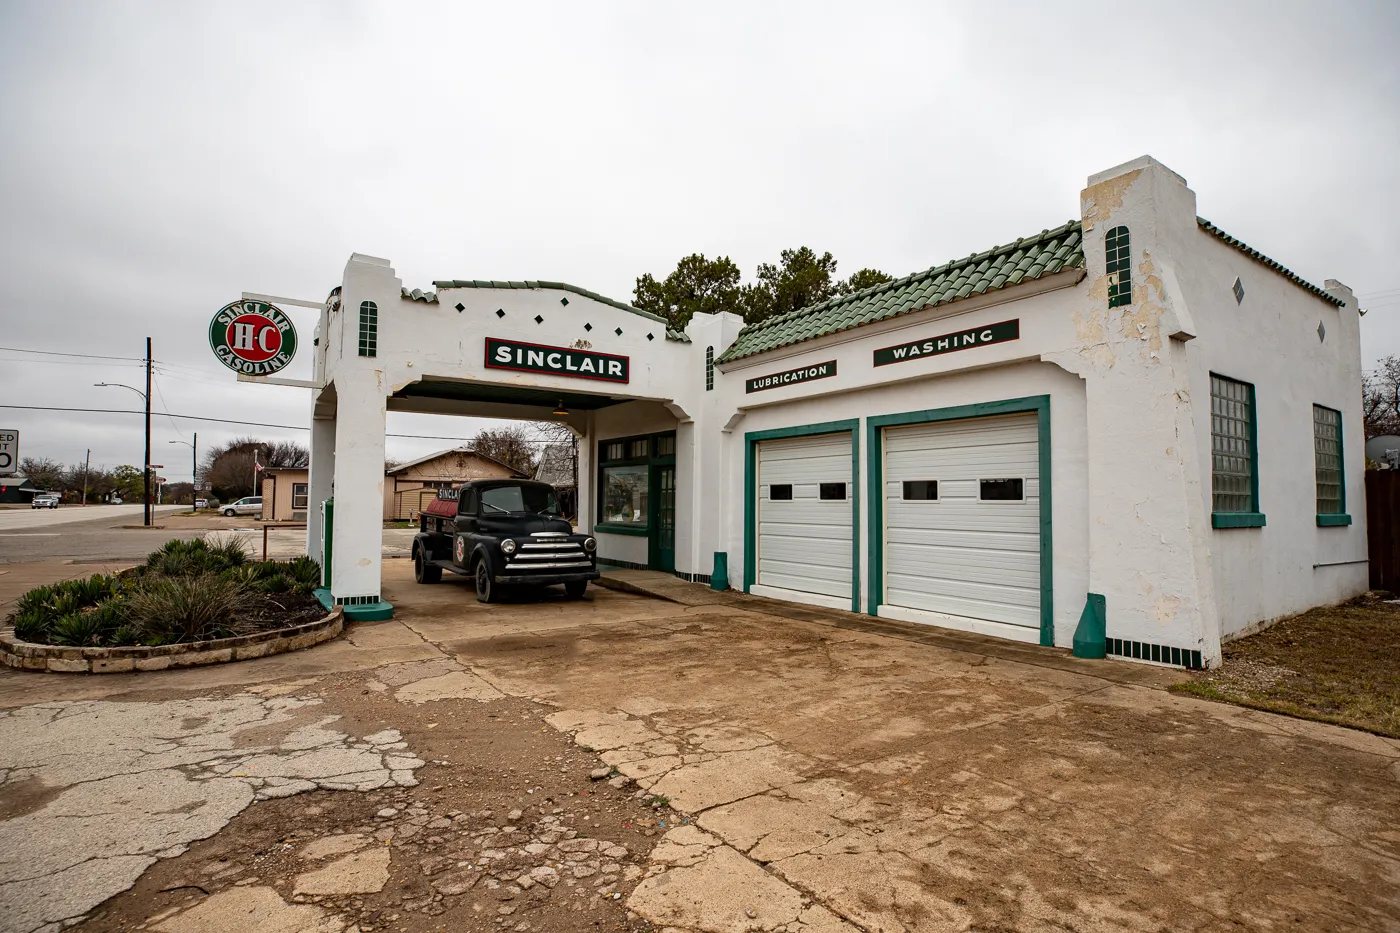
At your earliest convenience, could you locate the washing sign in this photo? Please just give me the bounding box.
[0,430,17,476]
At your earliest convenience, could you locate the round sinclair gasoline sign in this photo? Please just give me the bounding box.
[208,300,298,375]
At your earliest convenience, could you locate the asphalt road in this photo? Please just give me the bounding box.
[0,505,191,563]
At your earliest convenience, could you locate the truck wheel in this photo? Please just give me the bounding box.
[474,560,498,603]
[414,549,441,584]
[565,581,588,598]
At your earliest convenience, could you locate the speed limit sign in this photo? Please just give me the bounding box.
[0,430,16,477]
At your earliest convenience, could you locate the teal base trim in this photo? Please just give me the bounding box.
[711,552,730,591]
[1316,513,1352,527]
[315,588,395,622]
[1212,512,1266,529]
[1106,637,1202,670]
[343,601,394,621]
[1073,593,1106,659]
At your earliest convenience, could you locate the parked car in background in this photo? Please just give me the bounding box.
[30,494,59,509]
[221,496,262,517]
[194,498,209,510]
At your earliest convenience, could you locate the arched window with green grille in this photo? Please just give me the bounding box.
[358,300,378,357]
[1106,226,1131,308]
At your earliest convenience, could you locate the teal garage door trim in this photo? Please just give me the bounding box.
[866,396,1053,646]
[745,420,861,613]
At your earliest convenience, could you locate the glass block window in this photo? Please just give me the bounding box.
[706,346,714,391]
[1106,226,1132,308]
[1211,374,1256,513]
[1314,405,1343,515]
[358,300,378,357]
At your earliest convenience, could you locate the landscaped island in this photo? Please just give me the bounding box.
[9,538,325,648]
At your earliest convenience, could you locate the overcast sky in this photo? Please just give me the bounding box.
[1,0,1397,481]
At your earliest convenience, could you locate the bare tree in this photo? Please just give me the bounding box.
[1363,356,1400,439]
[202,437,310,500]
[19,457,63,491]
[469,426,538,476]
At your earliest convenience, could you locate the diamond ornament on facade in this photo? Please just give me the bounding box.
[1232,277,1245,304]
[1318,321,1326,343]
[495,309,505,318]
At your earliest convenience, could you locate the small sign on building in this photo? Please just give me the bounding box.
[0,430,17,476]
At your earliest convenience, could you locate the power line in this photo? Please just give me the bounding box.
[0,345,145,362]
[0,404,565,443]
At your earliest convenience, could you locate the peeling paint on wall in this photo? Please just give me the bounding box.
[1081,169,1141,230]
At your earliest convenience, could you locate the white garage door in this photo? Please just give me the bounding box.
[882,413,1040,641]
[754,432,853,610]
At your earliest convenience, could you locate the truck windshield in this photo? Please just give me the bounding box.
[480,485,559,515]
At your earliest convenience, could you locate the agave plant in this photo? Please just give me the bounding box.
[125,574,252,643]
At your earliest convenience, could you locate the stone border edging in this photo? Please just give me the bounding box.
[0,607,344,673]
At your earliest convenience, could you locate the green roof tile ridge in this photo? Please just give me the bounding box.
[1195,217,1343,306]
[716,219,1083,364]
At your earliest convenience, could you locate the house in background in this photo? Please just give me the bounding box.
[0,476,38,504]
[385,447,524,520]
[260,467,311,521]
[260,447,524,522]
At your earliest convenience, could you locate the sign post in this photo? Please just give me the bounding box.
[0,430,17,477]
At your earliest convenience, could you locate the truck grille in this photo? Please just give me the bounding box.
[503,534,592,573]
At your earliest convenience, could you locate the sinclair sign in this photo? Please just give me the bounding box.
[209,300,298,375]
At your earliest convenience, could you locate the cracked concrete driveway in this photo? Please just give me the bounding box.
[1,559,1398,933]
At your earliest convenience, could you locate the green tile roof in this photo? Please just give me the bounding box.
[716,221,1084,364]
[432,278,690,342]
[401,287,437,303]
[1196,217,1343,306]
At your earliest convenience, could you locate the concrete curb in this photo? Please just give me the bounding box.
[0,606,344,673]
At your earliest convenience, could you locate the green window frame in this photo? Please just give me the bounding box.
[358,300,378,358]
[595,430,676,536]
[1313,404,1351,526]
[706,346,714,391]
[1106,225,1132,308]
[1210,373,1265,528]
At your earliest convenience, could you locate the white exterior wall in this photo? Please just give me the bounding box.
[1179,236,1368,636]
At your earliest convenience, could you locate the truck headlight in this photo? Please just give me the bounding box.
[501,538,517,556]
[583,536,597,553]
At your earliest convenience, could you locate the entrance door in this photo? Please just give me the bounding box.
[649,465,676,572]
[754,432,853,610]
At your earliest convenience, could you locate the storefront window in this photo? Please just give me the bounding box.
[602,465,649,525]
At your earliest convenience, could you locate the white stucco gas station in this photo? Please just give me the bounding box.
[232,156,1368,669]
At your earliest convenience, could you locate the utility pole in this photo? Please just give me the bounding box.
[192,432,198,505]
[82,449,90,506]
[143,337,152,527]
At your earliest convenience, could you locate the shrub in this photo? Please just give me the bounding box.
[285,555,322,590]
[124,574,252,644]
[51,606,118,647]
[146,538,250,578]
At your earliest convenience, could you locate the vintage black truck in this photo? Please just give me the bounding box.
[411,479,598,602]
